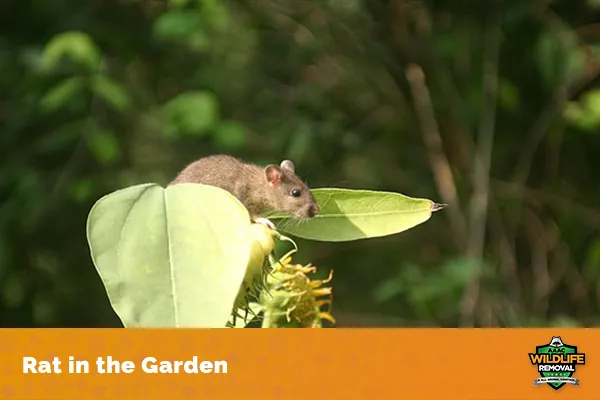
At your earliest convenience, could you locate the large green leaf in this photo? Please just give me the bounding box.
[272,188,444,242]
[86,183,252,327]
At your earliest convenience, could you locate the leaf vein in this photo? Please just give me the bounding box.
[164,189,179,327]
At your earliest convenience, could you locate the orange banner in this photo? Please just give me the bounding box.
[0,328,597,399]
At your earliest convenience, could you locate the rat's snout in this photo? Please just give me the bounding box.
[296,202,320,218]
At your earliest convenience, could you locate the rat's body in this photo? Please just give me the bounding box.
[169,155,319,225]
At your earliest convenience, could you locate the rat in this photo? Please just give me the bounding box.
[169,154,320,229]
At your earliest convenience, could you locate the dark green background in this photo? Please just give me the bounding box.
[2,0,600,327]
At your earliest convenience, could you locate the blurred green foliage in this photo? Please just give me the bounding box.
[2,0,600,327]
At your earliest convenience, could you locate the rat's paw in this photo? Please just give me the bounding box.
[254,217,276,230]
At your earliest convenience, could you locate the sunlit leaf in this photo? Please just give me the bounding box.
[272,188,444,242]
[581,89,600,123]
[86,183,253,327]
[564,89,600,131]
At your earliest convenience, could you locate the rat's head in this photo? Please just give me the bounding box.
[263,160,320,219]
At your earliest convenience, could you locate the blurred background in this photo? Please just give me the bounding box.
[1,0,600,328]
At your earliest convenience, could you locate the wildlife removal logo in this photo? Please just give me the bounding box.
[528,336,586,390]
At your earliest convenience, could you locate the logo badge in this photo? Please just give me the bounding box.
[529,336,586,390]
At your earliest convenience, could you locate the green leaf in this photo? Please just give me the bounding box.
[272,188,444,242]
[42,31,101,72]
[153,10,202,40]
[39,77,84,112]
[162,90,219,137]
[86,130,121,166]
[583,89,600,116]
[90,75,131,111]
[564,89,600,131]
[86,183,252,327]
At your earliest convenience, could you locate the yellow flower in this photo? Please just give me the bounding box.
[261,258,335,328]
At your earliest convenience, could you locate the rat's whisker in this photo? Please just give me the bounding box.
[280,218,296,229]
[292,216,310,227]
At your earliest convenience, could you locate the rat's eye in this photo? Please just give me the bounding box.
[291,189,301,197]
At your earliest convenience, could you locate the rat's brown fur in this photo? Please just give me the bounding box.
[169,154,319,220]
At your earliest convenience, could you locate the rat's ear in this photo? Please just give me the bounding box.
[265,165,282,186]
[280,160,295,173]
